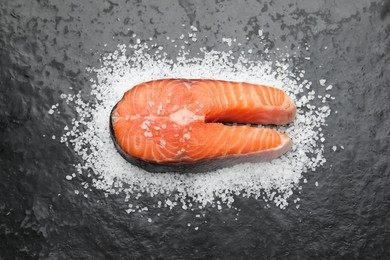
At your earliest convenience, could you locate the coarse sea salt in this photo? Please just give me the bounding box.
[53,34,332,212]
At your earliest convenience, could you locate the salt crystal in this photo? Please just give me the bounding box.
[65,175,72,180]
[332,146,337,152]
[315,181,318,187]
[222,38,232,46]
[319,79,326,86]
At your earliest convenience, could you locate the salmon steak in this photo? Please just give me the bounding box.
[110,79,296,173]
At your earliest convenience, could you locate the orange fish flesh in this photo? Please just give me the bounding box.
[110,79,296,172]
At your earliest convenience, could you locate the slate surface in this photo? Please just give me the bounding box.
[1,0,390,259]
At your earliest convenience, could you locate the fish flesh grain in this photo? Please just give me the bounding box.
[110,79,296,173]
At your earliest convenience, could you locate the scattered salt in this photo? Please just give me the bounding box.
[222,38,232,46]
[52,32,332,213]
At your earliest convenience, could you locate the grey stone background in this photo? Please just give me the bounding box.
[1,0,390,259]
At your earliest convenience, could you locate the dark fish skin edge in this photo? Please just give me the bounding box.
[109,103,291,173]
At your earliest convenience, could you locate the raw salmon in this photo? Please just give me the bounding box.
[110,79,296,172]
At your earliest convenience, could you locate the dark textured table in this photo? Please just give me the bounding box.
[1,0,390,259]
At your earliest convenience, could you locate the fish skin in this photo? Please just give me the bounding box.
[110,79,296,172]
